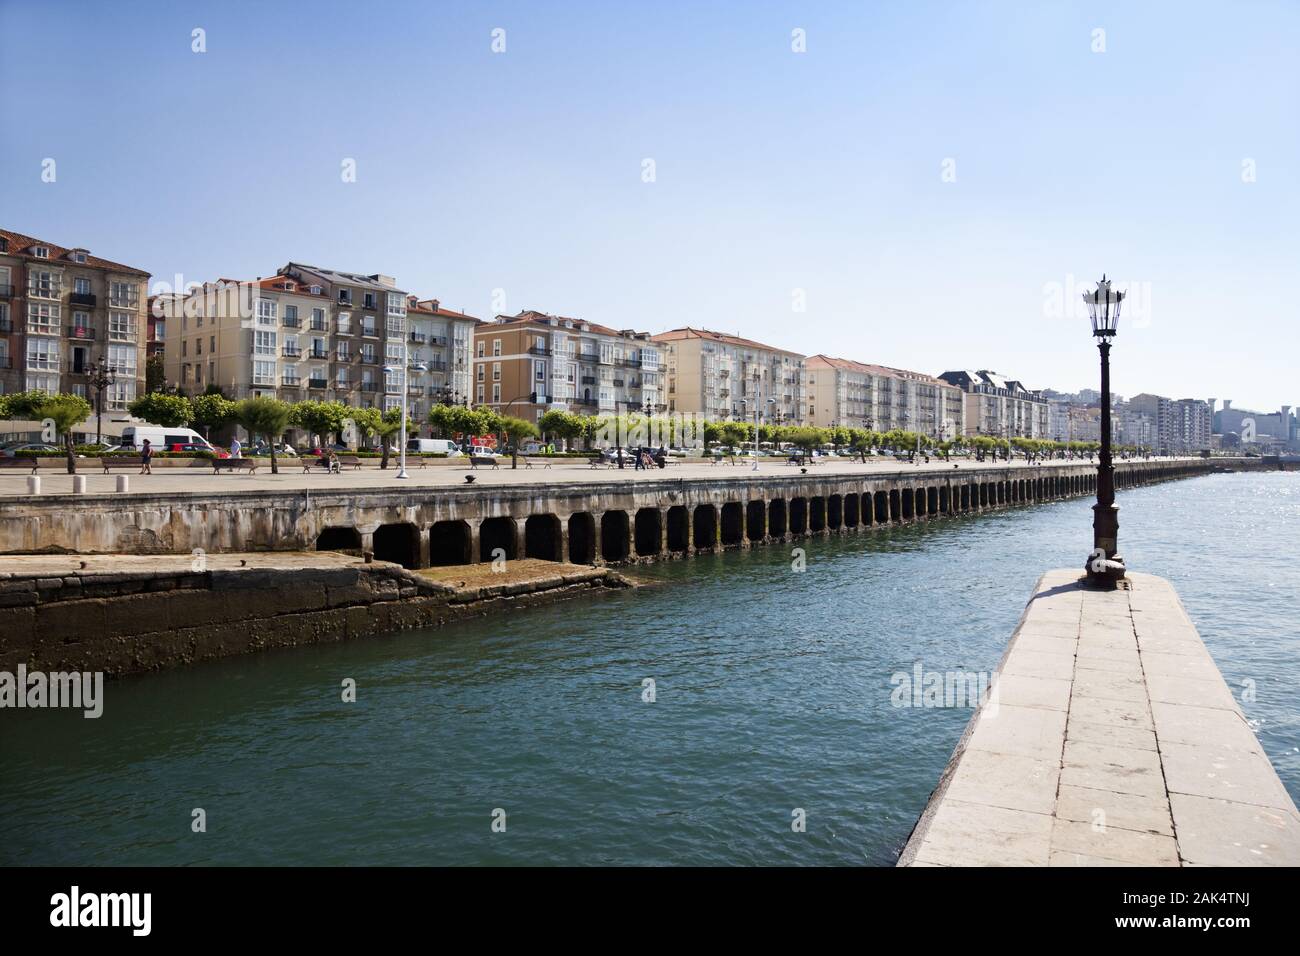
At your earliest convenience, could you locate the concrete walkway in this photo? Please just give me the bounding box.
[898,569,1300,867]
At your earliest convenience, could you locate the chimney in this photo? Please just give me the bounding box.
[1223,400,1232,410]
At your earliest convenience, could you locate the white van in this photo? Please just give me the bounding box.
[406,438,462,456]
[120,425,215,452]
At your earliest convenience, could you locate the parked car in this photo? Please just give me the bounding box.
[168,443,230,458]
[408,438,462,456]
[120,425,216,452]
[0,442,61,457]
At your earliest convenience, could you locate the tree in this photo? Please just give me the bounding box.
[236,396,292,474]
[498,415,539,469]
[145,354,167,394]
[32,393,92,474]
[191,393,238,440]
[538,410,582,450]
[128,392,193,428]
[290,400,349,448]
[375,407,412,469]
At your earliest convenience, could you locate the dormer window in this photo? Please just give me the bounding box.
[33,246,49,259]
[337,289,351,305]
[283,281,296,292]
[72,251,87,263]
[309,285,321,295]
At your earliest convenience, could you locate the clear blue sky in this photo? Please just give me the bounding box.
[2,0,1296,409]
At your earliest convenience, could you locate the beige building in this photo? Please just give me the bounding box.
[404,297,481,428]
[1,228,149,409]
[652,327,804,424]
[472,310,663,423]
[805,355,965,437]
[939,369,1052,440]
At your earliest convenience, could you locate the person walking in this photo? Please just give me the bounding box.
[140,439,153,475]
[230,436,242,459]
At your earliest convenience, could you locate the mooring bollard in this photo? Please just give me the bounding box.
[72,475,87,494]
[27,475,41,495]
[116,475,129,494]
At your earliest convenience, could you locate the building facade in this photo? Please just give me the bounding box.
[0,228,150,410]
[472,310,662,423]
[805,355,964,437]
[652,327,803,424]
[939,369,1051,440]
[404,297,480,428]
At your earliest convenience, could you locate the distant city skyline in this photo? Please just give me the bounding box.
[2,0,1295,407]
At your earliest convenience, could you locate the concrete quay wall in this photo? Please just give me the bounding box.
[0,458,1242,568]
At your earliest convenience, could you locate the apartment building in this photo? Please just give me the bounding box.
[0,228,150,409]
[1170,398,1213,453]
[404,297,480,425]
[472,310,663,422]
[805,355,964,437]
[1129,393,1174,453]
[652,327,804,424]
[938,369,1052,439]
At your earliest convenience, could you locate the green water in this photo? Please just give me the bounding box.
[1,471,1296,866]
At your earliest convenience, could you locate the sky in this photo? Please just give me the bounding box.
[1,0,1296,410]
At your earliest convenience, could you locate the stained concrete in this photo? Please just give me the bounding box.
[897,570,1300,867]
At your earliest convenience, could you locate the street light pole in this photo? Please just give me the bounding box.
[84,358,116,447]
[1083,275,1126,587]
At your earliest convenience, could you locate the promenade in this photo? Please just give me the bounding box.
[0,454,1180,499]
[898,570,1300,867]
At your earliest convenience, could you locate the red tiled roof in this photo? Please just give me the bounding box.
[806,354,951,387]
[650,326,802,356]
[481,310,634,340]
[407,296,483,322]
[0,227,150,277]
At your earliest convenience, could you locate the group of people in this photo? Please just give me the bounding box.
[632,446,668,470]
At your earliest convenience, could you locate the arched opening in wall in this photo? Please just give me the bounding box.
[980,483,990,506]
[809,497,826,532]
[996,482,1005,504]
[720,502,744,546]
[429,520,471,566]
[693,505,717,551]
[768,499,788,537]
[601,511,630,562]
[568,512,596,564]
[888,489,901,522]
[666,506,689,553]
[901,489,915,520]
[746,500,766,542]
[374,522,421,569]
[316,526,362,554]
[827,494,843,529]
[634,508,662,557]
[960,485,970,510]
[844,494,860,527]
[928,487,940,514]
[874,491,888,523]
[525,514,562,561]
[479,517,518,563]
[790,497,808,534]
[939,486,950,514]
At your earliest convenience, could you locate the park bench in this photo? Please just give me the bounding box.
[588,456,614,469]
[469,455,499,470]
[0,456,39,474]
[212,458,258,475]
[522,457,552,470]
[102,457,145,472]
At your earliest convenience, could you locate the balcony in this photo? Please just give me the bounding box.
[620,357,641,368]
[282,316,301,328]
[359,355,378,365]
[425,359,448,372]
[428,335,448,347]
[310,348,330,359]
[361,326,379,338]
[108,295,139,309]
[407,385,423,397]
[528,346,551,356]
[334,379,355,391]
[613,379,624,388]
[281,377,301,388]
[581,375,596,385]
[310,320,328,333]
[578,352,599,363]
[70,292,97,308]
[361,382,380,393]
[409,331,427,343]
[572,396,597,407]
[307,378,328,389]
[282,345,302,357]
[67,326,96,339]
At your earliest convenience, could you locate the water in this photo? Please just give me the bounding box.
[2,471,1297,866]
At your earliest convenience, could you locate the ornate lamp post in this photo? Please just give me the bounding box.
[84,357,117,447]
[1083,275,1126,587]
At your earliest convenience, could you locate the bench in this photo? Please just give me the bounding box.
[522,457,552,470]
[102,457,145,472]
[588,456,614,469]
[469,455,499,470]
[213,458,258,474]
[0,456,39,474]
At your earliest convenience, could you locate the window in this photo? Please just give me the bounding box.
[386,292,406,317]
[384,370,400,393]
[210,335,215,351]
[26,302,60,334]
[336,341,351,360]
[106,345,137,376]
[362,343,376,363]
[385,315,405,336]
[109,282,139,308]
[338,289,352,305]
[257,299,277,324]
[534,360,545,382]
[196,338,202,355]
[26,338,60,371]
[282,364,299,385]
[492,339,501,356]
[335,311,350,334]
[182,340,187,357]
[313,308,329,331]
[311,337,327,357]
[386,343,403,363]
[254,331,277,355]
[476,384,484,403]
[74,277,91,295]
[309,285,321,295]
[252,361,276,386]
[476,341,485,358]
[361,316,377,336]
[28,270,60,299]
[107,380,135,411]
[109,311,136,341]
[284,305,298,324]
[335,367,350,385]
[476,365,485,382]
[73,251,87,264]
[33,246,49,259]
[492,383,501,403]
[363,292,376,310]
[492,362,501,382]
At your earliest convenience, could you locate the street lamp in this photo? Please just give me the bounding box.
[752,397,776,470]
[83,357,117,447]
[384,350,427,480]
[1083,275,1125,586]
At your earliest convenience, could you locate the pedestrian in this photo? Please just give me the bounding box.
[230,436,242,459]
[140,439,153,475]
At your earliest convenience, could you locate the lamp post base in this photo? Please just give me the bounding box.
[1085,501,1126,588]
[1085,553,1127,588]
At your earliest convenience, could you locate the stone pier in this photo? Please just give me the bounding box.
[897,570,1300,867]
